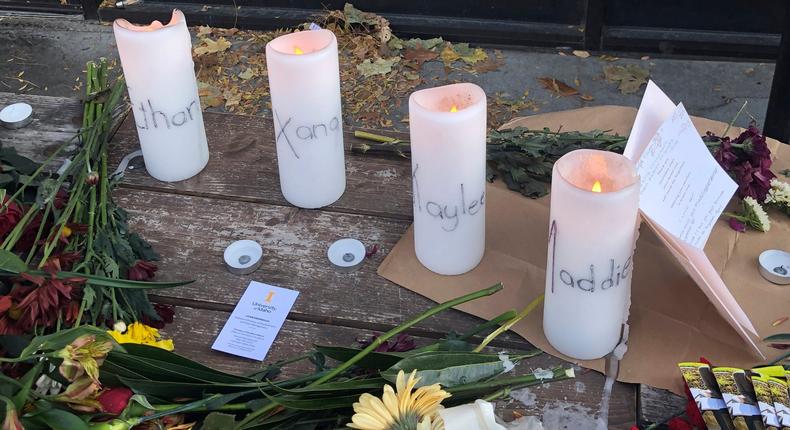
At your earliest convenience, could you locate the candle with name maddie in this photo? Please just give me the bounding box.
[543,149,640,360]
[113,10,209,182]
[409,83,486,275]
[266,29,345,209]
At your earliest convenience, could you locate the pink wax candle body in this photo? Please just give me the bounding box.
[409,83,487,275]
[543,149,640,360]
[113,10,209,182]
[266,29,345,209]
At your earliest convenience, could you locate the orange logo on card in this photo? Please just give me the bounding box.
[265,291,275,303]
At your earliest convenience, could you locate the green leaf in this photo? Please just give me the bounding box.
[107,352,248,384]
[12,361,43,409]
[0,149,39,175]
[382,351,536,388]
[764,333,790,342]
[121,344,244,377]
[0,250,27,273]
[314,345,407,369]
[116,377,260,399]
[30,408,89,430]
[0,268,192,289]
[262,391,359,411]
[266,378,386,397]
[128,233,160,261]
[203,412,237,429]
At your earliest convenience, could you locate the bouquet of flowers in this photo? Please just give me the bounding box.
[0,60,189,355]
[0,284,571,429]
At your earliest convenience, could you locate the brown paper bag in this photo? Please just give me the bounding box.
[377,106,790,394]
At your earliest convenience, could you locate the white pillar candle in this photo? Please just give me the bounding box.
[543,149,640,360]
[438,400,507,430]
[409,83,486,275]
[113,10,209,182]
[265,29,345,209]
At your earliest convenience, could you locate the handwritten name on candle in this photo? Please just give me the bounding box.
[548,221,633,293]
[274,109,341,160]
[412,163,485,232]
[132,98,199,131]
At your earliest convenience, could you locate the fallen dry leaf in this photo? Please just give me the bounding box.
[537,77,579,97]
[572,50,590,58]
[403,45,438,69]
[599,54,619,62]
[603,64,650,94]
[238,68,254,80]
[772,316,789,327]
[356,57,400,77]
[198,81,224,108]
[194,37,231,56]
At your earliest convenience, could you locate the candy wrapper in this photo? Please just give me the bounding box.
[679,362,735,429]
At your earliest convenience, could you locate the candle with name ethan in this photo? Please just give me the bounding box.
[543,149,640,359]
[113,10,209,182]
[266,29,345,209]
[409,83,486,275]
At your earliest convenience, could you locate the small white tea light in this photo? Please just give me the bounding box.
[0,102,33,129]
[327,238,365,272]
[758,249,790,285]
[223,240,263,275]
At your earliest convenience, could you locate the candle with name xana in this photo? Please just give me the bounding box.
[543,149,639,360]
[113,10,209,182]
[266,29,345,209]
[409,83,486,275]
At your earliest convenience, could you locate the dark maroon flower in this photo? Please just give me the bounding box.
[734,125,771,164]
[97,386,134,415]
[358,333,416,353]
[54,188,69,210]
[728,218,746,232]
[141,303,175,329]
[0,197,24,239]
[127,260,157,281]
[733,159,775,201]
[667,417,695,430]
[713,137,738,171]
[365,244,379,259]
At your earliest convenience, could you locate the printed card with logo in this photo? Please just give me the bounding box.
[212,281,299,361]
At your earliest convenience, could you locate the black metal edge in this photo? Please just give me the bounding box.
[764,7,790,143]
[583,0,605,50]
[0,3,83,15]
[603,26,781,59]
[98,2,584,47]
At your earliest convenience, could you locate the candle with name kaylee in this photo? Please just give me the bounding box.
[409,83,486,275]
[266,29,345,209]
[543,149,640,360]
[113,10,209,182]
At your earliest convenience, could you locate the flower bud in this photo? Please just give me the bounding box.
[86,171,100,186]
[113,321,127,334]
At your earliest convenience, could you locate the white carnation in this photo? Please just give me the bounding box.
[743,196,771,232]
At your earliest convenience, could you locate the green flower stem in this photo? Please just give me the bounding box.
[235,283,505,429]
[474,294,543,353]
[25,203,52,264]
[447,366,571,396]
[409,309,517,354]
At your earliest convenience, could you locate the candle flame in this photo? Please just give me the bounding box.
[294,46,304,55]
[450,105,458,112]
[591,180,602,193]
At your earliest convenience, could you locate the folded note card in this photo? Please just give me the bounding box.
[212,281,299,361]
[624,81,760,356]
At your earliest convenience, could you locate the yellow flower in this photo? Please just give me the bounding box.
[107,322,174,351]
[348,370,450,430]
[56,334,113,383]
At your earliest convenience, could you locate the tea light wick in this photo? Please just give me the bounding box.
[450,105,458,113]
[294,46,304,55]
[591,180,602,193]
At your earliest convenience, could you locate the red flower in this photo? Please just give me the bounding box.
[97,387,134,415]
[358,333,416,352]
[141,303,175,329]
[733,159,775,201]
[127,260,157,281]
[667,417,695,430]
[0,196,23,238]
[0,254,85,334]
[712,137,738,171]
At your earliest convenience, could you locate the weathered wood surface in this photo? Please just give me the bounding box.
[0,92,83,160]
[1,92,659,428]
[110,112,414,220]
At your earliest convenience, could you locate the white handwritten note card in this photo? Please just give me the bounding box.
[212,281,299,361]
[636,103,737,249]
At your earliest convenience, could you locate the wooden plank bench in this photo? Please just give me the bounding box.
[0,91,683,428]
